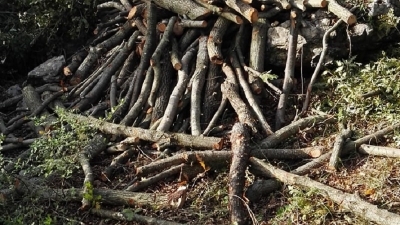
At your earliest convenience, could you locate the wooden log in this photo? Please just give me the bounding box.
[10,176,171,209]
[90,208,183,224]
[127,3,146,19]
[328,128,352,170]
[342,123,400,155]
[97,1,126,11]
[150,51,174,125]
[275,9,301,129]
[179,19,207,28]
[60,111,223,150]
[78,134,108,210]
[201,63,222,129]
[152,0,211,20]
[229,123,251,224]
[156,46,197,132]
[327,0,356,25]
[224,0,258,23]
[304,0,327,8]
[169,37,182,71]
[190,36,209,135]
[358,144,400,158]
[249,158,400,225]
[221,63,259,134]
[258,114,336,148]
[231,52,274,136]
[208,16,231,64]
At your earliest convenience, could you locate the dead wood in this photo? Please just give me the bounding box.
[135,150,229,177]
[343,122,400,155]
[90,208,183,225]
[249,157,400,225]
[194,0,243,24]
[249,18,268,74]
[231,52,274,135]
[244,66,282,95]
[152,0,211,20]
[300,18,344,116]
[127,3,146,19]
[208,16,231,64]
[0,138,35,152]
[135,147,322,179]
[78,134,108,210]
[359,144,400,158]
[121,66,153,126]
[169,37,182,70]
[245,179,282,203]
[252,146,324,159]
[126,164,185,192]
[97,2,126,11]
[275,9,301,129]
[258,6,282,18]
[201,62,222,131]
[11,177,171,208]
[119,0,132,11]
[157,46,197,132]
[60,111,223,150]
[328,128,352,170]
[73,20,134,83]
[304,0,327,8]
[63,49,88,76]
[229,123,251,224]
[150,50,174,125]
[221,63,259,134]
[103,148,137,181]
[224,0,258,23]
[258,114,336,148]
[327,0,357,25]
[190,36,209,135]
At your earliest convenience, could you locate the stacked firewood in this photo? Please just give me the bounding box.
[4,0,400,224]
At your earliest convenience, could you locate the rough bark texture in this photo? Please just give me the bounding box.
[229,123,251,225]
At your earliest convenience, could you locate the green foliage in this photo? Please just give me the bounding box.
[370,9,400,39]
[24,109,95,178]
[272,186,330,224]
[259,71,278,83]
[0,0,104,75]
[321,52,400,124]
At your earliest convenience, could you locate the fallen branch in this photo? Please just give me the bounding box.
[78,134,108,210]
[358,144,400,158]
[90,208,183,225]
[250,157,400,225]
[229,123,251,224]
[258,114,336,148]
[59,111,224,150]
[275,9,301,129]
[300,18,344,116]
[328,128,352,170]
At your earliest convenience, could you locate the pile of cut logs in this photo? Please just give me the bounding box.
[3,0,400,224]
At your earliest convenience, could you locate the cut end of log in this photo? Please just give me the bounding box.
[128,6,138,20]
[63,67,72,76]
[173,21,184,36]
[347,15,357,26]
[172,62,182,70]
[250,10,259,23]
[303,0,328,8]
[211,56,224,65]
[309,148,323,158]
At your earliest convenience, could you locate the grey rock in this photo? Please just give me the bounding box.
[27,55,65,84]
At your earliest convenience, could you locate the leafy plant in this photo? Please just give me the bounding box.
[272,186,331,224]
[25,109,96,178]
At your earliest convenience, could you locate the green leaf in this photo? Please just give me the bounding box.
[259,71,278,83]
